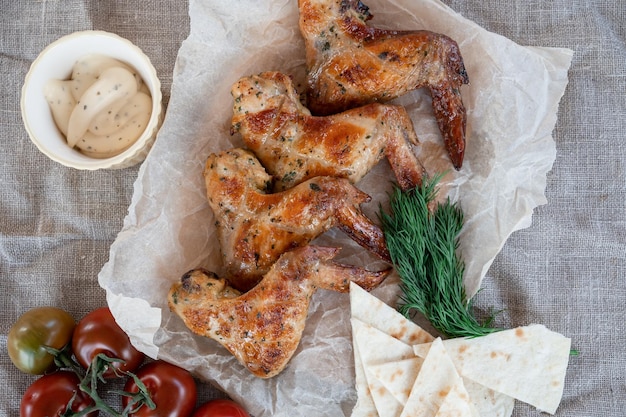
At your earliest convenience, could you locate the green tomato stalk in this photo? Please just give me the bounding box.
[46,346,155,417]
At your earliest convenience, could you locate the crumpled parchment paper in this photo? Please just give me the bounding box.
[98,0,573,415]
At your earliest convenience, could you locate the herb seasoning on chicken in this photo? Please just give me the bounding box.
[298,0,469,169]
[230,71,425,191]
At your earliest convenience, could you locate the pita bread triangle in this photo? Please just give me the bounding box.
[462,378,515,417]
[411,344,515,416]
[352,318,416,365]
[352,318,416,417]
[364,367,404,417]
[348,284,566,416]
[350,284,433,417]
[350,282,434,345]
[365,346,514,417]
[413,324,571,414]
[368,357,423,406]
[400,338,468,417]
[351,337,382,417]
[434,377,480,417]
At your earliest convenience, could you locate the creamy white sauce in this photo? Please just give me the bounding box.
[44,54,152,158]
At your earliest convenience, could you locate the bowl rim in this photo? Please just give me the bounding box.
[20,30,163,170]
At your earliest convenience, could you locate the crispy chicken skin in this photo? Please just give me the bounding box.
[168,245,390,378]
[204,148,390,291]
[298,0,469,169]
[230,71,424,191]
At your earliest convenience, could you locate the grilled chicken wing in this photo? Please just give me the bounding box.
[204,148,390,291]
[298,0,469,169]
[168,245,390,378]
[230,71,424,191]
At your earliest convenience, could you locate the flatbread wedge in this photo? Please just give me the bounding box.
[350,282,434,345]
[351,333,379,417]
[350,282,434,416]
[434,377,479,417]
[368,357,423,406]
[352,318,416,417]
[401,338,475,417]
[462,378,514,417]
[413,324,571,414]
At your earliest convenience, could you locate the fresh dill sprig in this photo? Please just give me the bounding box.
[379,176,500,339]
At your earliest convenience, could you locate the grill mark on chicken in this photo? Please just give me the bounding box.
[168,245,391,378]
[298,0,469,169]
[204,148,390,291]
[231,71,424,192]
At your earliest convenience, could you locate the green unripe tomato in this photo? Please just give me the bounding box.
[7,306,75,374]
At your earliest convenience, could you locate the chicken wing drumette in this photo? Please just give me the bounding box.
[168,245,390,378]
[298,0,469,169]
[230,71,424,191]
[204,148,390,291]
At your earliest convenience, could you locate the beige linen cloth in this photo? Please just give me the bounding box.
[1,0,624,416]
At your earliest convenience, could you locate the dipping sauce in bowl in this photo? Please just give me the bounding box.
[45,54,153,159]
[21,30,163,170]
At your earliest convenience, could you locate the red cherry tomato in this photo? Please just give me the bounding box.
[192,399,251,417]
[122,360,197,417]
[72,307,144,377]
[20,371,96,417]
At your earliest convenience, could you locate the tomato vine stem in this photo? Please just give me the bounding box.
[45,347,155,417]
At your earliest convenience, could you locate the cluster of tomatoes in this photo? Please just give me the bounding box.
[8,306,251,417]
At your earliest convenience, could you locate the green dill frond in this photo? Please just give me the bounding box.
[380,176,500,339]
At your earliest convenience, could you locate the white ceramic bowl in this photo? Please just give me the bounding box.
[21,30,163,170]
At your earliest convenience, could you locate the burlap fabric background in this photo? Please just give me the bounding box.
[1,0,624,416]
